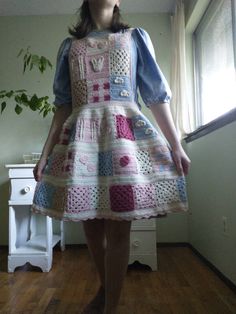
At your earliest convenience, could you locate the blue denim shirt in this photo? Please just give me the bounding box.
[53,27,172,110]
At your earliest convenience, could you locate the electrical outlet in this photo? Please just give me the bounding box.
[222,216,229,236]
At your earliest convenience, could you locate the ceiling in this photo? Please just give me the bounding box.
[0,0,176,16]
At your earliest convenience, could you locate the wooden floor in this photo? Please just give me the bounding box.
[0,245,236,314]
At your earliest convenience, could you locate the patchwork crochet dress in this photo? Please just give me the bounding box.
[31,27,189,221]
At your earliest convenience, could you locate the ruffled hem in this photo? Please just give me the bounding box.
[31,202,188,222]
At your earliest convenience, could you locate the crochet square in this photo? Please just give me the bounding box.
[133,184,156,209]
[176,177,188,202]
[87,79,111,103]
[90,186,110,210]
[49,153,65,177]
[70,56,86,81]
[87,38,109,55]
[154,179,181,205]
[70,40,87,57]
[72,152,99,176]
[114,32,131,49]
[112,151,138,175]
[72,80,87,107]
[74,117,100,143]
[33,182,55,209]
[150,146,176,173]
[67,185,91,212]
[110,49,130,76]
[98,151,113,176]
[99,117,113,140]
[115,114,135,141]
[109,185,135,212]
[135,150,153,175]
[69,41,87,81]
[86,52,109,80]
[131,115,156,140]
[52,187,67,212]
[110,75,132,101]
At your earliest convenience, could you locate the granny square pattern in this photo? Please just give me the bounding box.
[31,29,188,222]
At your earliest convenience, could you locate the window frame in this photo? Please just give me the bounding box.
[184,0,236,143]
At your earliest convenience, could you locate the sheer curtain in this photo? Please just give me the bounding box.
[170,0,194,139]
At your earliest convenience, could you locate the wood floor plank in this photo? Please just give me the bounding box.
[0,246,235,314]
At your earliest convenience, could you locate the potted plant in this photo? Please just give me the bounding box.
[0,46,55,117]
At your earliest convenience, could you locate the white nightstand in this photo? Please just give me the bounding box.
[129,219,157,271]
[5,164,65,272]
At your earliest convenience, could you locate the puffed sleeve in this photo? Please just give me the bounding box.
[133,27,172,108]
[53,37,72,107]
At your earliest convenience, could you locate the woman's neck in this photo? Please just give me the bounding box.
[88,2,114,30]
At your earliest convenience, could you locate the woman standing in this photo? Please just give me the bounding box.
[32,0,191,313]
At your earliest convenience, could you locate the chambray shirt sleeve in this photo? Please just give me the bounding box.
[133,27,172,108]
[53,37,72,107]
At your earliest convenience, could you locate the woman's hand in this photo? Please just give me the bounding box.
[171,145,191,176]
[33,157,48,182]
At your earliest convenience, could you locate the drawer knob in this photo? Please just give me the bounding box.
[132,239,141,247]
[22,186,31,194]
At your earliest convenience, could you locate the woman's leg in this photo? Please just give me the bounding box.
[81,219,106,313]
[104,219,132,314]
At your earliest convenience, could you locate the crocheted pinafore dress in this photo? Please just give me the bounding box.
[31,27,189,221]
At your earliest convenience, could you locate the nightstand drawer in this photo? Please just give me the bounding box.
[131,218,156,230]
[10,179,37,202]
[130,230,156,255]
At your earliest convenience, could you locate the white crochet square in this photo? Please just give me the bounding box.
[109,49,130,76]
[135,150,153,175]
[154,179,180,205]
[90,186,110,210]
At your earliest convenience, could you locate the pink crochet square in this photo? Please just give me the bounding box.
[85,52,109,80]
[66,186,91,213]
[133,184,156,209]
[87,79,111,103]
[115,115,135,141]
[74,118,100,142]
[112,151,138,174]
[50,153,65,177]
[109,185,135,212]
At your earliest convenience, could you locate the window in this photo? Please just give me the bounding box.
[194,0,236,126]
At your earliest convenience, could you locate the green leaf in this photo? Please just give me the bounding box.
[29,94,39,110]
[15,104,23,114]
[17,49,24,57]
[23,62,27,73]
[15,89,27,93]
[15,95,22,103]
[26,54,31,65]
[32,55,40,65]
[47,60,53,68]
[0,90,7,94]
[6,90,14,98]
[1,101,6,113]
[21,93,28,104]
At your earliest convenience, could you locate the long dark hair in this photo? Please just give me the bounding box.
[68,1,130,39]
